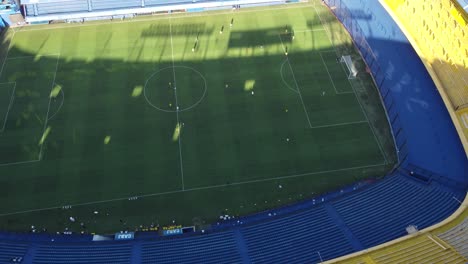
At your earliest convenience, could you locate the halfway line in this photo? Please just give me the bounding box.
[169,18,186,190]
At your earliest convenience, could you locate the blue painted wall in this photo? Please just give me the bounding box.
[324,0,468,186]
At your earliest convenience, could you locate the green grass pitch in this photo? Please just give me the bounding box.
[0,2,396,233]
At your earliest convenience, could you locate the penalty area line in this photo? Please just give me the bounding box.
[0,82,16,132]
[0,30,16,79]
[0,159,40,167]
[5,53,61,61]
[0,162,387,217]
[310,120,367,129]
[277,34,313,128]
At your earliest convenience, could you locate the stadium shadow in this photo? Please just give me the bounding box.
[0,38,403,232]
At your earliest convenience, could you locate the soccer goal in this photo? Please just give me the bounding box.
[340,55,358,79]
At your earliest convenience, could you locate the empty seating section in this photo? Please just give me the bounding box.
[0,242,28,264]
[0,175,462,262]
[91,0,140,11]
[386,0,468,109]
[24,5,35,16]
[141,232,241,264]
[144,0,191,6]
[35,0,88,15]
[332,174,463,248]
[371,235,467,264]
[33,243,132,264]
[438,218,468,257]
[241,206,354,263]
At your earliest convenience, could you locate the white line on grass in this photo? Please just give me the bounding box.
[319,52,353,95]
[47,87,65,121]
[320,50,354,94]
[280,59,299,94]
[277,34,313,128]
[0,82,16,132]
[0,30,16,79]
[0,159,40,167]
[319,52,339,94]
[347,75,388,165]
[313,4,336,52]
[38,53,60,161]
[310,120,367,129]
[313,4,388,164]
[170,18,186,191]
[0,162,387,217]
[5,53,61,61]
[294,28,326,33]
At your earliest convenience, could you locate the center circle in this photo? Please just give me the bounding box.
[144,66,207,112]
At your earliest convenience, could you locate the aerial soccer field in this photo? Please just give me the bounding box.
[0,2,395,233]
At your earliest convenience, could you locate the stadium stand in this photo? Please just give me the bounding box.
[24,0,88,16]
[32,242,132,263]
[141,232,242,264]
[2,0,467,262]
[90,0,141,11]
[438,218,468,257]
[390,0,468,109]
[371,235,466,264]
[0,173,463,263]
[332,173,462,248]
[240,204,355,263]
[381,0,468,148]
[144,0,192,6]
[0,242,29,264]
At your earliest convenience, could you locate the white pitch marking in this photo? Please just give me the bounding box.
[0,159,40,167]
[169,17,186,190]
[0,82,16,132]
[38,53,60,160]
[310,120,367,129]
[0,30,16,79]
[293,28,327,33]
[0,162,387,217]
[5,53,61,61]
[313,5,387,164]
[280,59,299,94]
[319,51,340,94]
[277,34,313,128]
[47,87,65,121]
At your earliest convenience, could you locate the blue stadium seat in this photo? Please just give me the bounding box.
[33,243,132,264]
[36,0,88,15]
[141,232,241,264]
[332,174,463,248]
[91,0,141,11]
[0,242,28,264]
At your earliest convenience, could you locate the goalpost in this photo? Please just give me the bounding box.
[340,55,358,79]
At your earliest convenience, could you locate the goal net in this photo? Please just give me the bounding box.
[340,55,358,79]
